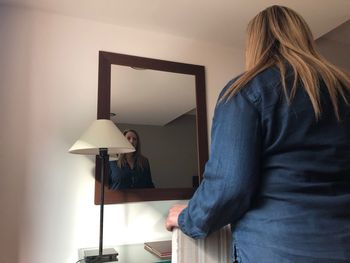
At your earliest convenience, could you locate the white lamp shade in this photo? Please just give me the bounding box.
[68,119,135,155]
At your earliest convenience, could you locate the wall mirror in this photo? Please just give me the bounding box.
[96,51,208,204]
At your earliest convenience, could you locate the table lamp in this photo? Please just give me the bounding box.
[69,119,135,262]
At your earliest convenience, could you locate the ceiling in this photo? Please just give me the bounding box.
[1,0,349,48]
[111,65,196,126]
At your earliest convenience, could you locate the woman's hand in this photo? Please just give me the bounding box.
[165,204,187,231]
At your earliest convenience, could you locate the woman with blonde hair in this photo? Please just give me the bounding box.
[166,5,350,262]
[109,129,154,189]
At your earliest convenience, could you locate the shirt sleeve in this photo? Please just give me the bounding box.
[178,88,262,239]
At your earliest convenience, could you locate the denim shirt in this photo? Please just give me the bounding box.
[178,67,350,262]
[109,159,154,190]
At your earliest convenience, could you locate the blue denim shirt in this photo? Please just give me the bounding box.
[108,160,154,189]
[178,66,350,262]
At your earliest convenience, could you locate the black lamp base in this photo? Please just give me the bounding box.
[84,248,118,262]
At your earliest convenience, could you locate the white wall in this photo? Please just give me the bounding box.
[0,5,244,263]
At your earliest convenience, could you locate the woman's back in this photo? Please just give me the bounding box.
[234,66,350,262]
[165,5,350,263]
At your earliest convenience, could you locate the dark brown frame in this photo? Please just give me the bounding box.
[95,51,208,204]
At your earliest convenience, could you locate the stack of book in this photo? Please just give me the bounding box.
[144,240,172,260]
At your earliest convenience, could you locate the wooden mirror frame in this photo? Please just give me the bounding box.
[95,51,208,204]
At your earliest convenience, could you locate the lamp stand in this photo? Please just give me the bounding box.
[84,149,119,263]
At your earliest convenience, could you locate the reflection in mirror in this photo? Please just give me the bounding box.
[110,65,198,189]
[96,51,208,204]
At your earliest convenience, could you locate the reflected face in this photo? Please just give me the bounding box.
[125,131,138,148]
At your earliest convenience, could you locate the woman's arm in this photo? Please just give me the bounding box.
[169,90,262,238]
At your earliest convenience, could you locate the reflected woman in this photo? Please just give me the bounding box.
[109,129,155,189]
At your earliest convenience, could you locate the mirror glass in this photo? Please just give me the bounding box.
[96,51,208,204]
[110,65,197,188]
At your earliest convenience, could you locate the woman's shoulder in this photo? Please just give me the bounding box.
[245,66,282,96]
[222,66,284,108]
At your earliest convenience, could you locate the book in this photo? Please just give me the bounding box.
[144,240,172,259]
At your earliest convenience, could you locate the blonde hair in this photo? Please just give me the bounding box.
[223,5,350,120]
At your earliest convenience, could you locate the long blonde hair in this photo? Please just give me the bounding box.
[222,5,350,120]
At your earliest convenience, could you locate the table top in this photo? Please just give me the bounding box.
[78,243,171,263]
